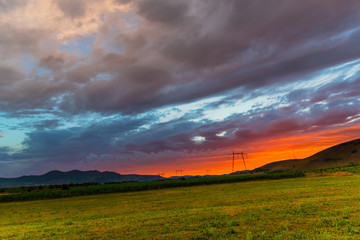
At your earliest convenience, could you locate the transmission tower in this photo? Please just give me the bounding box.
[230,151,248,173]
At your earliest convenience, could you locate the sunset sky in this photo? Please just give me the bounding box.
[1,0,360,177]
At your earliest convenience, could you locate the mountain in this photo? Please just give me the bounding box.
[253,138,360,172]
[168,174,227,179]
[229,170,251,175]
[0,170,164,188]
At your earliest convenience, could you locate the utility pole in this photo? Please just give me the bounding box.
[230,151,248,173]
[176,170,183,176]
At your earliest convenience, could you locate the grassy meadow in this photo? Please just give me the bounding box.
[0,171,304,203]
[1,173,360,239]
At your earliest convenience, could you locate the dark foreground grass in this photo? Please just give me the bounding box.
[0,171,304,203]
[1,174,360,239]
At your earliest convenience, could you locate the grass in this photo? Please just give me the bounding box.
[307,164,360,174]
[0,171,305,203]
[1,173,360,239]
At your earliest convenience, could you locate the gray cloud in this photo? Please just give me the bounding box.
[33,119,62,130]
[0,0,26,13]
[114,0,132,5]
[0,0,359,116]
[56,0,86,19]
[58,0,360,115]
[137,0,189,26]
[0,65,23,86]
[39,55,65,71]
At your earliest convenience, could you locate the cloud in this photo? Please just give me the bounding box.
[33,119,62,130]
[0,0,26,13]
[56,0,86,19]
[137,0,189,26]
[0,65,23,86]
[0,0,359,116]
[2,86,360,177]
[0,0,360,176]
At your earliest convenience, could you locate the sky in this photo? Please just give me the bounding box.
[1,0,360,177]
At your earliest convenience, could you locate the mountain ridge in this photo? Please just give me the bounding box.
[0,170,164,188]
[253,138,360,172]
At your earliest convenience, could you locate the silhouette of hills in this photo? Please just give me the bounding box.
[253,138,360,172]
[0,170,164,188]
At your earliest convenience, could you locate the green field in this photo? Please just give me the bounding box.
[1,173,360,239]
[0,172,304,203]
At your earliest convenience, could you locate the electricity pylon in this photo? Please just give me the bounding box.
[230,151,248,173]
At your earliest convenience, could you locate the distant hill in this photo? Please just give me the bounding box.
[167,170,251,179]
[229,170,251,175]
[253,138,360,172]
[0,170,164,188]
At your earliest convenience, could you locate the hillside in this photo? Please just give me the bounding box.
[0,170,164,188]
[254,138,360,172]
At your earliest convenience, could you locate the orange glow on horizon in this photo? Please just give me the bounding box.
[111,125,360,178]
